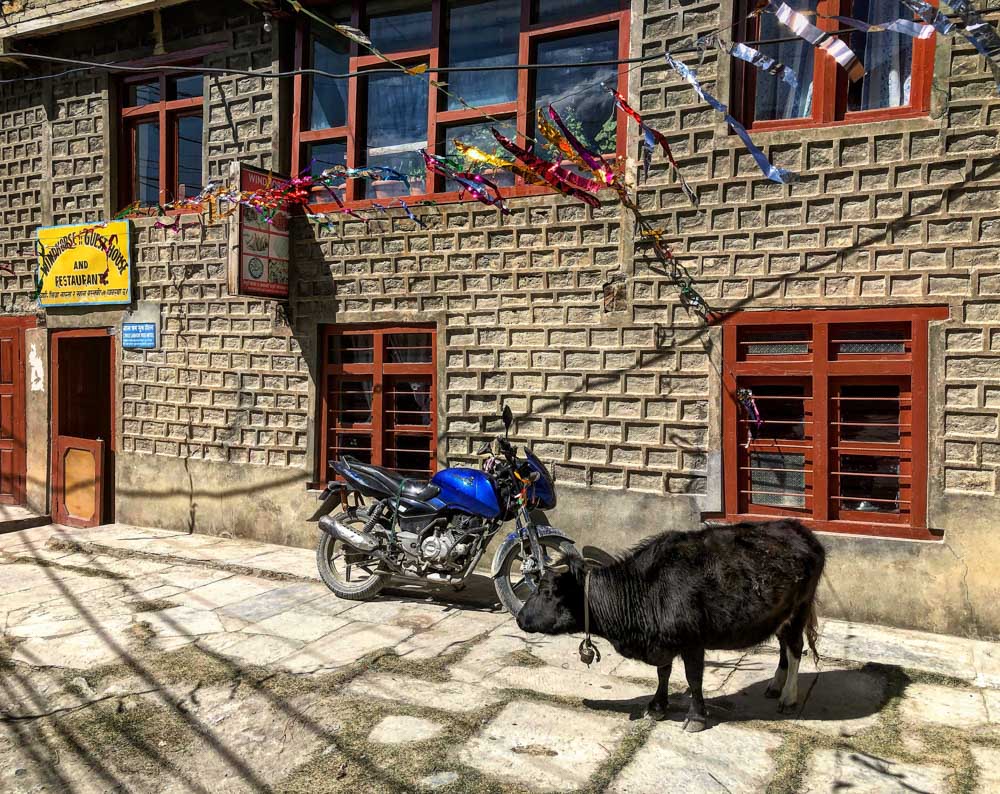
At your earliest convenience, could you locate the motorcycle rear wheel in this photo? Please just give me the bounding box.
[315,509,387,601]
[493,535,569,616]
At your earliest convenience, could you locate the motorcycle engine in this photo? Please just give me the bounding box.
[419,516,481,568]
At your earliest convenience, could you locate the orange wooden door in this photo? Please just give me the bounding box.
[0,325,26,505]
[53,436,104,527]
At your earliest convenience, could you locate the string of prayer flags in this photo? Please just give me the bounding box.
[830,15,935,40]
[721,39,799,89]
[664,54,798,185]
[490,128,602,207]
[452,140,547,186]
[398,199,426,228]
[901,0,956,35]
[546,105,616,187]
[604,85,699,207]
[766,0,865,82]
[421,150,509,214]
[320,165,410,190]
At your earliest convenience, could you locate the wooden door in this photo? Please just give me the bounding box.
[51,330,114,527]
[0,323,26,505]
[53,436,104,527]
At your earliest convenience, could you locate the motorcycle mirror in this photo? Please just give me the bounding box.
[502,405,513,434]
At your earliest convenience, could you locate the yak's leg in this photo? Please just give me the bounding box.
[776,611,806,713]
[680,647,707,732]
[765,636,788,699]
[645,655,674,720]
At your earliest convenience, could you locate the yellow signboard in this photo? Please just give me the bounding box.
[36,221,131,307]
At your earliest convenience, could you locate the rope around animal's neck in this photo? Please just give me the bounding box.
[578,568,601,667]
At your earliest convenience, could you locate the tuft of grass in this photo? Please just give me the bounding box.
[578,718,655,794]
[127,598,179,613]
[766,733,820,794]
[505,649,546,668]
[0,552,128,580]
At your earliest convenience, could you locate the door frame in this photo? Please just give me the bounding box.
[50,327,116,524]
[0,316,35,506]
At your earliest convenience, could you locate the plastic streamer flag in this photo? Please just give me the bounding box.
[421,150,509,214]
[946,0,1000,92]
[490,128,602,207]
[736,388,764,447]
[664,54,797,185]
[830,15,935,40]
[546,105,616,187]
[452,140,547,186]
[721,39,799,89]
[398,199,426,228]
[604,85,699,206]
[320,165,410,190]
[901,0,956,35]
[765,1,865,82]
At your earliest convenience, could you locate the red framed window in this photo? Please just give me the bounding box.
[120,61,205,206]
[319,325,438,481]
[733,0,936,131]
[721,307,948,539]
[291,0,630,209]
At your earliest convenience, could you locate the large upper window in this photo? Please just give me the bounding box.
[120,66,205,206]
[733,1,936,130]
[721,308,948,540]
[292,0,629,206]
[319,325,438,480]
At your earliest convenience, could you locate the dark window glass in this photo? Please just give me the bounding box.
[170,75,203,100]
[135,122,160,204]
[387,333,433,363]
[445,120,517,190]
[750,383,807,441]
[332,334,374,364]
[535,30,618,155]
[387,377,432,426]
[847,0,913,112]
[838,455,900,512]
[176,115,203,199]
[334,432,373,464]
[336,379,374,425]
[446,0,518,109]
[368,0,432,51]
[365,70,428,197]
[838,385,901,443]
[750,452,806,508]
[753,2,815,121]
[312,35,350,130]
[386,433,432,474]
[129,81,160,106]
[532,0,619,24]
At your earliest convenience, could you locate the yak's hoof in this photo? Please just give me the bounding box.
[645,700,669,721]
[682,717,706,733]
[764,685,781,699]
[777,699,797,714]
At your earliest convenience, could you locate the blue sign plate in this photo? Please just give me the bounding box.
[122,322,156,349]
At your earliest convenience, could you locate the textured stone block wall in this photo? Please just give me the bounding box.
[632,0,1000,503]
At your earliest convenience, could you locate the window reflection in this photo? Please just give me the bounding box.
[848,0,913,112]
[368,0,432,51]
[447,0,518,109]
[135,122,160,204]
[177,116,203,199]
[532,0,619,25]
[312,34,350,130]
[535,31,618,156]
[445,121,517,190]
[129,81,160,106]
[365,70,428,197]
[838,385,901,444]
[753,3,815,121]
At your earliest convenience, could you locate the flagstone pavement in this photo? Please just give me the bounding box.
[2,522,1000,793]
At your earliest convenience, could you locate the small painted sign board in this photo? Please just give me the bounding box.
[121,302,160,350]
[36,220,132,307]
[121,323,156,349]
[228,162,290,299]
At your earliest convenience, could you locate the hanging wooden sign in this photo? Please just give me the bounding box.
[228,163,290,299]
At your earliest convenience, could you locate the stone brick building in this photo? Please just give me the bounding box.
[2,0,1000,636]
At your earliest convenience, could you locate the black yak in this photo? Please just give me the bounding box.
[516,519,825,732]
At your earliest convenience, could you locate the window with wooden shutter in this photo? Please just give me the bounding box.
[722,307,948,539]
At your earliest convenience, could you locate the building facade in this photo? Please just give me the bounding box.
[2,0,1000,636]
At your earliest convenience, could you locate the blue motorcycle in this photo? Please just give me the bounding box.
[309,407,573,615]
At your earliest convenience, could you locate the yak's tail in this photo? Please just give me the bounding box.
[805,596,820,665]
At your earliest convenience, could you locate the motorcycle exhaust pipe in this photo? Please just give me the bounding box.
[318,514,378,552]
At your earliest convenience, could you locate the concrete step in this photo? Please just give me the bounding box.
[0,505,51,534]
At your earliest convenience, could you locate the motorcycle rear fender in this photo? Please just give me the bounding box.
[490,525,574,578]
[308,482,357,522]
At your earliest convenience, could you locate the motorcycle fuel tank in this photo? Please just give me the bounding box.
[429,468,502,518]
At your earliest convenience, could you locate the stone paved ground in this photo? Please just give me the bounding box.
[3,524,1000,793]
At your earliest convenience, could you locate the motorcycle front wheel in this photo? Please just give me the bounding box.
[315,509,388,601]
[493,535,569,616]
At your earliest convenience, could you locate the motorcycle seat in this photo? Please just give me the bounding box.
[341,457,441,501]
